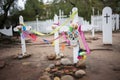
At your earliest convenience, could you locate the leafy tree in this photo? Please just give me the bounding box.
[0,0,18,29]
[101,0,120,13]
[50,0,104,21]
[20,0,44,21]
[0,0,119,29]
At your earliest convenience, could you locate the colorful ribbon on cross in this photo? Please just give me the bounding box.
[21,11,77,36]
[22,31,37,41]
[78,25,90,54]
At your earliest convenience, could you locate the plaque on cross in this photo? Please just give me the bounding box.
[104,13,110,24]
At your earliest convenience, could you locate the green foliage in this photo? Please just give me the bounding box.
[0,0,16,28]
[15,0,120,21]
[102,0,120,13]
[0,0,120,28]
[47,0,104,21]
[19,0,45,21]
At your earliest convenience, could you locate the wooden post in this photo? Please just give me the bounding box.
[91,16,95,37]
[36,17,39,31]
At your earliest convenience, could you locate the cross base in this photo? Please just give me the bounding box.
[56,53,64,60]
[13,53,32,59]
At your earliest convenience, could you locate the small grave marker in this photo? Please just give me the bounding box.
[102,7,112,44]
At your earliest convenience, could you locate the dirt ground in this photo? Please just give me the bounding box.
[0,32,120,80]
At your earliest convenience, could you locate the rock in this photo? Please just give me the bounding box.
[72,68,77,72]
[54,77,60,80]
[64,69,70,74]
[0,60,5,69]
[45,67,51,72]
[48,64,55,69]
[18,53,31,59]
[58,70,64,74]
[75,70,86,78]
[47,53,56,60]
[39,75,51,80]
[51,68,58,72]
[61,75,74,80]
[59,53,64,58]
[76,60,86,69]
[13,53,31,59]
[54,72,62,77]
[43,72,51,76]
[55,61,61,66]
[56,55,61,60]
[64,65,74,69]
[60,58,72,65]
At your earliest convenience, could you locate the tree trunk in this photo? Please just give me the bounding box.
[0,0,14,29]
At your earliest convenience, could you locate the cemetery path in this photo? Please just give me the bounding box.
[0,32,120,80]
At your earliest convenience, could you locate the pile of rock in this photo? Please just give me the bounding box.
[47,53,64,60]
[40,58,86,80]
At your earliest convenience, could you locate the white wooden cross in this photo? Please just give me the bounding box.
[58,10,67,20]
[14,15,28,57]
[19,15,27,55]
[72,7,79,63]
[53,14,60,56]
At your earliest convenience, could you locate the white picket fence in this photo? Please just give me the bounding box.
[25,20,53,33]
[0,13,119,36]
[91,14,119,31]
[25,14,119,33]
[25,16,90,33]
